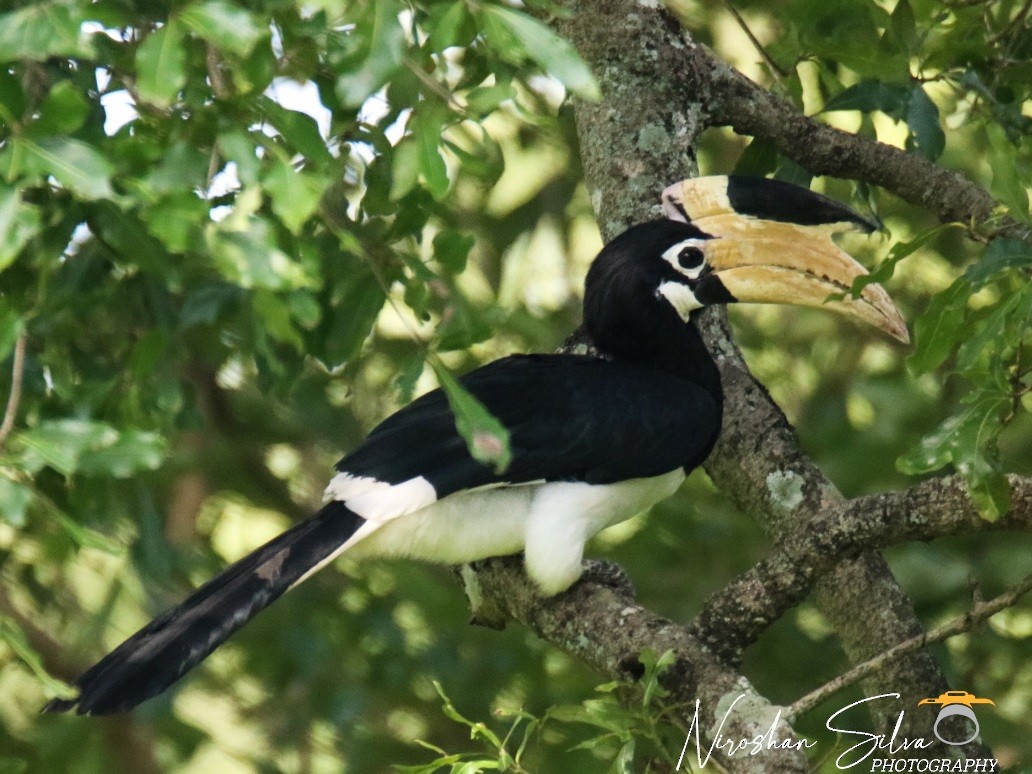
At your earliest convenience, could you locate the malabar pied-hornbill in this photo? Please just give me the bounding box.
[44,176,908,715]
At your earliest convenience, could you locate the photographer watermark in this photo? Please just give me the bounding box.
[675,690,1000,772]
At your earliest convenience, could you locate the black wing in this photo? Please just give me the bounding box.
[338,354,721,498]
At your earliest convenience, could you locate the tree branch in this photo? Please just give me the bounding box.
[692,475,1032,661]
[0,330,27,452]
[788,571,1032,720]
[460,0,1008,764]
[463,556,810,773]
[672,19,1031,244]
[558,0,993,753]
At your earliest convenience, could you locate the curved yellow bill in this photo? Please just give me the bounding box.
[662,176,909,344]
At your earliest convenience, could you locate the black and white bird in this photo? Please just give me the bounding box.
[44,176,909,716]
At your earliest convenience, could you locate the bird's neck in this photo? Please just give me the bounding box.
[586,303,722,398]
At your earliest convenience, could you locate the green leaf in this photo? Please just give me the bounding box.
[181,0,263,57]
[17,420,117,476]
[320,270,386,368]
[395,352,425,404]
[252,289,304,352]
[0,308,22,362]
[13,137,114,200]
[614,739,636,774]
[53,510,124,554]
[261,98,333,164]
[262,158,328,234]
[288,290,320,330]
[822,79,909,116]
[144,141,209,193]
[909,278,970,374]
[0,477,32,527]
[0,185,41,272]
[638,648,675,707]
[31,80,88,136]
[966,469,1011,521]
[0,68,26,126]
[142,192,208,252]
[413,112,449,199]
[906,86,945,159]
[897,393,1011,520]
[218,130,261,185]
[136,20,187,108]
[178,282,242,328]
[390,136,420,201]
[465,82,513,116]
[0,2,94,62]
[16,421,165,479]
[897,413,963,475]
[77,430,167,478]
[0,619,74,699]
[433,230,474,273]
[986,124,1030,222]
[14,418,163,478]
[430,360,511,473]
[851,223,960,297]
[965,238,1032,287]
[734,136,778,176]
[206,213,312,290]
[480,5,600,100]
[889,0,917,54]
[955,287,1028,374]
[437,296,491,352]
[335,0,405,108]
[428,1,470,52]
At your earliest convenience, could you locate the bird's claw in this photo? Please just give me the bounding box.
[579,559,635,597]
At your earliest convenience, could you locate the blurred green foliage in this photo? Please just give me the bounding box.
[0,0,1029,771]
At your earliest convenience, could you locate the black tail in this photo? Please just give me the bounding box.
[43,501,364,715]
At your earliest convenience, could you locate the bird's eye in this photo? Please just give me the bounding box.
[678,247,704,270]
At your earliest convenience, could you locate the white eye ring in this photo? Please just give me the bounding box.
[661,239,708,279]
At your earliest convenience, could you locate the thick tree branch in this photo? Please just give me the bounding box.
[671,23,1031,244]
[557,0,990,753]
[694,294,964,748]
[693,475,1032,661]
[463,556,810,773]
[460,0,1009,765]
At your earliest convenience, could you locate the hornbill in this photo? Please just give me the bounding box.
[44,176,908,716]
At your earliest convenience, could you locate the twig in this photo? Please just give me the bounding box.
[206,45,233,100]
[788,572,1032,720]
[0,330,27,451]
[405,60,465,112]
[720,0,786,83]
[988,0,1032,45]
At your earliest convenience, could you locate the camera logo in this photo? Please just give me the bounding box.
[917,691,995,746]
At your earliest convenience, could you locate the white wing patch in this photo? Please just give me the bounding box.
[323,471,437,522]
[323,472,388,502]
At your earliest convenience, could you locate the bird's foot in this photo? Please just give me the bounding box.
[579,559,635,597]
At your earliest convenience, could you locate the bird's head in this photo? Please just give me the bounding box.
[584,175,909,354]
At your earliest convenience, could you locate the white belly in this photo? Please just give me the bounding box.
[346,469,686,595]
